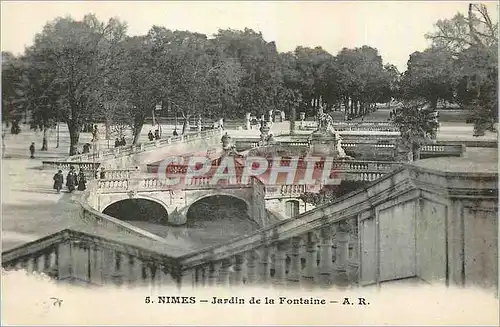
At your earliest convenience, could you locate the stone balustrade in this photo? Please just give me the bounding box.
[1,229,182,288]
[264,185,308,199]
[43,130,220,170]
[298,120,399,132]
[179,213,359,289]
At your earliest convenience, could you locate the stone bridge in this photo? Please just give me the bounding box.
[87,177,268,227]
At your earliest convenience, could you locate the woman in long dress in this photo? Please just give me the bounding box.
[66,167,77,193]
[53,170,64,194]
[77,170,87,191]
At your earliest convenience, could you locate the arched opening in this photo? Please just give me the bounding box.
[186,195,258,239]
[285,200,300,218]
[103,198,169,225]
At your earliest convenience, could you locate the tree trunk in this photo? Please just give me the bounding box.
[41,126,48,151]
[412,144,421,161]
[67,120,81,156]
[290,105,296,136]
[182,118,189,135]
[132,114,145,145]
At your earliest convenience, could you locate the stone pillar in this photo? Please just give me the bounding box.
[49,250,57,271]
[129,256,143,287]
[273,242,289,286]
[233,255,245,286]
[36,253,46,272]
[333,221,351,286]
[207,262,221,287]
[57,242,72,280]
[114,252,129,288]
[246,251,259,285]
[302,231,319,282]
[347,217,360,284]
[286,237,302,284]
[319,224,334,286]
[15,261,23,270]
[217,259,232,287]
[258,247,271,286]
[90,247,103,285]
[26,257,36,273]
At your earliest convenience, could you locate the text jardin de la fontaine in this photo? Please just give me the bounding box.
[145,296,370,306]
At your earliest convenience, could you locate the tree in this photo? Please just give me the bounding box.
[391,100,439,161]
[425,3,498,134]
[214,29,282,118]
[337,46,390,119]
[1,52,25,130]
[27,15,128,155]
[399,48,457,108]
[22,50,60,150]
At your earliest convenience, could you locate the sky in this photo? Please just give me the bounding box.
[1,1,498,72]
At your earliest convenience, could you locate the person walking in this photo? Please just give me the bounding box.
[148,130,154,141]
[120,136,126,146]
[53,170,64,194]
[77,169,87,191]
[29,142,35,159]
[173,128,178,136]
[66,166,77,193]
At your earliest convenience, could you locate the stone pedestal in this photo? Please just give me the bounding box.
[309,130,338,158]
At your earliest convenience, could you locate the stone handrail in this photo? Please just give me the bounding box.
[1,228,185,286]
[43,130,221,169]
[174,166,407,274]
[264,184,308,198]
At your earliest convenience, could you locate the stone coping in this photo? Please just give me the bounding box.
[409,157,498,175]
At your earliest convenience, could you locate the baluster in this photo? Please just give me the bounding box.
[257,246,271,286]
[319,224,334,286]
[245,251,259,285]
[286,237,303,285]
[129,256,143,287]
[347,217,359,284]
[206,262,221,287]
[14,261,23,270]
[233,254,245,285]
[36,253,46,272]
[217,259,232,287]
[273,241,289,287]
[26,257,36,273]
[302,231,319,286]
[333,221,351,287]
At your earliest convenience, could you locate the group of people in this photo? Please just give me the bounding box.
[147,128,179,141]
[114,136,127,147]
[52,166,87,193]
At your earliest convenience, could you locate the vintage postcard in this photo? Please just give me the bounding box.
[1,1,498,325]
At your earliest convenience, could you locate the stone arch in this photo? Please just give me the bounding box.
[185,193,257,232]
[102,196,169,225]
[186,192,251,214]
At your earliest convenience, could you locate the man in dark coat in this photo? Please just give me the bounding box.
[77,170,87,191]
[120,136,126,146]
[114,138,120,147]
[148,130,154,141]
[154,130,160,140]
[53,170,64,194]
[66,167,77,193]
[173,128,178,136]
[29,142,35,159]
